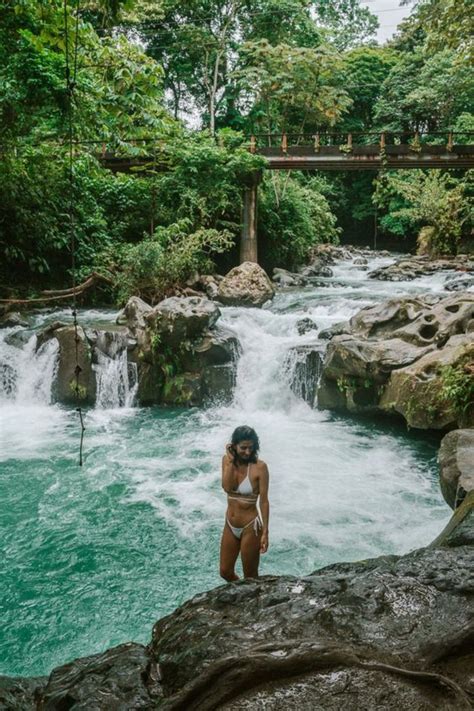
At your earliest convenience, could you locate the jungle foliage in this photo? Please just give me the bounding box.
[0,0,472,302]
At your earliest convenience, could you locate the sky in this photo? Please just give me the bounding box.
[361,0,413,43]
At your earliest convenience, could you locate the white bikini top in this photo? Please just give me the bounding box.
[228,464,258,502]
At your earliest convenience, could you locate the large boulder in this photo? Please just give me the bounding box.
[379,335,474,429]
[318,294,474,427]
[218,262,275,307]
[369,255,474,282]
[438,429,474,509]
[146,296,220,346]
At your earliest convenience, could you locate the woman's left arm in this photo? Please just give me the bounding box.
[259,463,270,553]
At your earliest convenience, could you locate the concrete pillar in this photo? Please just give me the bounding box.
[240,172,262,263]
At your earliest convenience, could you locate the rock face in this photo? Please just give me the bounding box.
[149,543,473,710]
[120,295,240,407]
[218,262,275,307]
[439,429,474,509]
[318,293,474,428]
[53,326,96,405]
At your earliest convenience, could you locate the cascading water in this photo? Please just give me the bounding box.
[92,331,138,409]
[0,330,59,404]
[0,255,456,677]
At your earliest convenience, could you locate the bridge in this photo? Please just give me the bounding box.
[98,131,474,263]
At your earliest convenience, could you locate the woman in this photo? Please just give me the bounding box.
[219,425,269,581]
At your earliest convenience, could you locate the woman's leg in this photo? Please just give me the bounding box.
[219,520,241,581]
[240,519,262,578]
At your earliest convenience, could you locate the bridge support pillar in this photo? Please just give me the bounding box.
[240,172,262,264]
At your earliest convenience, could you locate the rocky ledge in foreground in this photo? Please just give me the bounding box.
[2,504,472,710]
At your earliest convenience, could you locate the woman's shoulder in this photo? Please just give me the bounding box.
[255,458,268,471]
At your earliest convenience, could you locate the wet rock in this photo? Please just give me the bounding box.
[318,321,350,340]
[53,326,96,405]
[218,262,275,307]
[353,257,368,266]
[299,260,333,278]
[0,675,46,710]
[272,268,307,288]
[38,642,161,710]
[439,429,474,509]
[147,296,220,346]
[296,317,318,335]
[369,255,474,282]
[445,275,474,292]
[150,544,473,710]
[0,312,30,328]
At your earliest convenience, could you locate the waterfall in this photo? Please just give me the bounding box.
[0,329,59,405]
[92,330,138,409]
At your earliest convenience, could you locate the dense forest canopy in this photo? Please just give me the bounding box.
[0,0,472,302]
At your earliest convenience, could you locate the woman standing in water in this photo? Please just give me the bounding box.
[220,426,269,581]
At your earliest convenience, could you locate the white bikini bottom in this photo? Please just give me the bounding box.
[226,515,262,540]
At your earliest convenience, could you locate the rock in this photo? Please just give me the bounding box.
[4,329,33,348]
[147,296,220,346]
[181,327,240,371]
[438,429,474,509]
[37,643,161,710]
[299,260,333,278]
[379,335,474,429]
[150,544,473,710]
[445,275,474,292]
[369,255,474,282]
[218,262,275,307]
[202,364,236,404]
[285,345,322,406]
[53,326,96,405]
[116,296,152,335]
[0,675,46,710]
[0,312,30,328]
[353,257,368,266]
[272,268,307,288]
[318,321,349,340]
[35,321,68,351]
[318,294,474,427]
[296,317,318,335]
[323,336,433,385]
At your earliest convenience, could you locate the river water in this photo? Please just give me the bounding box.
[0,255,456,676]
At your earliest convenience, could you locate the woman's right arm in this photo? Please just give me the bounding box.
[221,448,236,493]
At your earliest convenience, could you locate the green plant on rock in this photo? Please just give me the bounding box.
[437,360,474,421]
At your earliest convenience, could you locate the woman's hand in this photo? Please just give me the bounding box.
[225,443,235,463]
[260,531,269,554]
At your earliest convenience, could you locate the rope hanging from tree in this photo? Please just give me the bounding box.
[64,0,86,466]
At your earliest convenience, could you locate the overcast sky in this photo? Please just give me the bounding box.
[361,0,413,43]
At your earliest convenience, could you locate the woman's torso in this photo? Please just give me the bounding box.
[226,463,259,525]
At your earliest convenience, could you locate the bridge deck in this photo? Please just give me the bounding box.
[258,145,474,170]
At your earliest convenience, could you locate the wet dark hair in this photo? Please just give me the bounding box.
[231,425,260,463]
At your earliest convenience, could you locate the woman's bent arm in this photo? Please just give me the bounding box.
[221,454,236,493]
